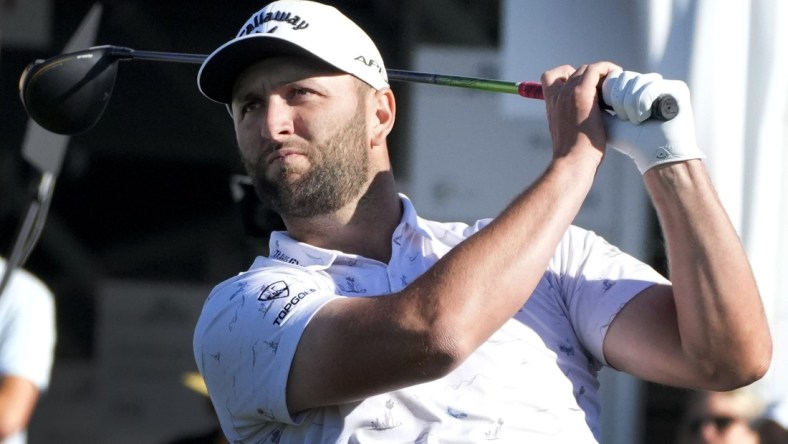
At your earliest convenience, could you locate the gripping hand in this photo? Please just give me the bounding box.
[602,70,705,174]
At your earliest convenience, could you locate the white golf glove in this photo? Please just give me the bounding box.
[602,70,705,174]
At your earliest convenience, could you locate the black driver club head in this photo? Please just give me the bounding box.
[19,46,120,135]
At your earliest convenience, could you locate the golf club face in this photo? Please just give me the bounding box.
[19,46,120,135]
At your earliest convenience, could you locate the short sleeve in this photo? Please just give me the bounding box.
[193,262,339,434]
[554,226,670,366]
[0,267,57,390]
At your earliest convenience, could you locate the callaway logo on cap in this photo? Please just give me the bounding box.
[198,0,389,104]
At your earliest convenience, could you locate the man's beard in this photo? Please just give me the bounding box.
[245,107,369,219]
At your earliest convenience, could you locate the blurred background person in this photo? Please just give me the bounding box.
[0,147,57,444]
[677,389,764,444]
[0,259,56,444]
[755,398,788,444]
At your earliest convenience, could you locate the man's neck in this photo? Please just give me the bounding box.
[282,172,402,263]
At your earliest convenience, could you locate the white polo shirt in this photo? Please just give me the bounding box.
[193,195,668,443]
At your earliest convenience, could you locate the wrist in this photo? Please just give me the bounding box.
[643,159,713,202]
[549,149,602,183]
[636,140,706,174]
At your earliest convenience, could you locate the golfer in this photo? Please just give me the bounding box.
[193,1,772,442]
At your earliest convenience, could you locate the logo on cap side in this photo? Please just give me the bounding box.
[238,10,310,37]
[355,55,384,76]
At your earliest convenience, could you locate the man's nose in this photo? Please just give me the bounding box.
[261,96,295,141]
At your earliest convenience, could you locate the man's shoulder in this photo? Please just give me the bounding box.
[0,261,55,309]
[208,256,328,298]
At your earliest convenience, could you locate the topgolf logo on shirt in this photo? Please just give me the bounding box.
[258,280,318,326]
[258,281,290,301]
[273,288,316,326]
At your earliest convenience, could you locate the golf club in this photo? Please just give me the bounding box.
[18,45,678,136]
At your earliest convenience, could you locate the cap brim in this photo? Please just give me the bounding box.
[198,34,319,104]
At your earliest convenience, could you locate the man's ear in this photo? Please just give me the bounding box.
[370,88,396,147]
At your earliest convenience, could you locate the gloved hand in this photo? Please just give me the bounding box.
[601,70,705,174]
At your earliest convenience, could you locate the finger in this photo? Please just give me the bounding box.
[568,64,588,79]
[574,62,623,107]
[578,61,623,88]
[607,71,640,122]
[601,69,624,117]
[540,64,576,95]
[622,73,663,123]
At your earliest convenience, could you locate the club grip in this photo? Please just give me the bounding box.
[649,94,679,120]
[517,82,544,100]
[517,81,678,121]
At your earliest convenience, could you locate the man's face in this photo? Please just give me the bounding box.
[231,56,371,218]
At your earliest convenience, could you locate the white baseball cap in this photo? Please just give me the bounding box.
[198,0,389,104]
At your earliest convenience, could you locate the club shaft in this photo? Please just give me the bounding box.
[99,46,675,120]
[388,69,524,95]
[108,47,208,64]
[102,47,542,96]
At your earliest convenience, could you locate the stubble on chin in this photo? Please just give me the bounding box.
[245,110,369,219]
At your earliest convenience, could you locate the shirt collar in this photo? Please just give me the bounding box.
[398,193,435,240]
[264,194,436,269]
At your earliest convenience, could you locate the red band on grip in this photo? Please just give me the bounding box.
[518,82,544,100]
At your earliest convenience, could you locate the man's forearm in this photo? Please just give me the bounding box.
[0,376,39,438]
[644,159,772,386]
[402,152,600,365]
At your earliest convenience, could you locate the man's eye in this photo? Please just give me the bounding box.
[291,87,313,98]
[240,101,261,115]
